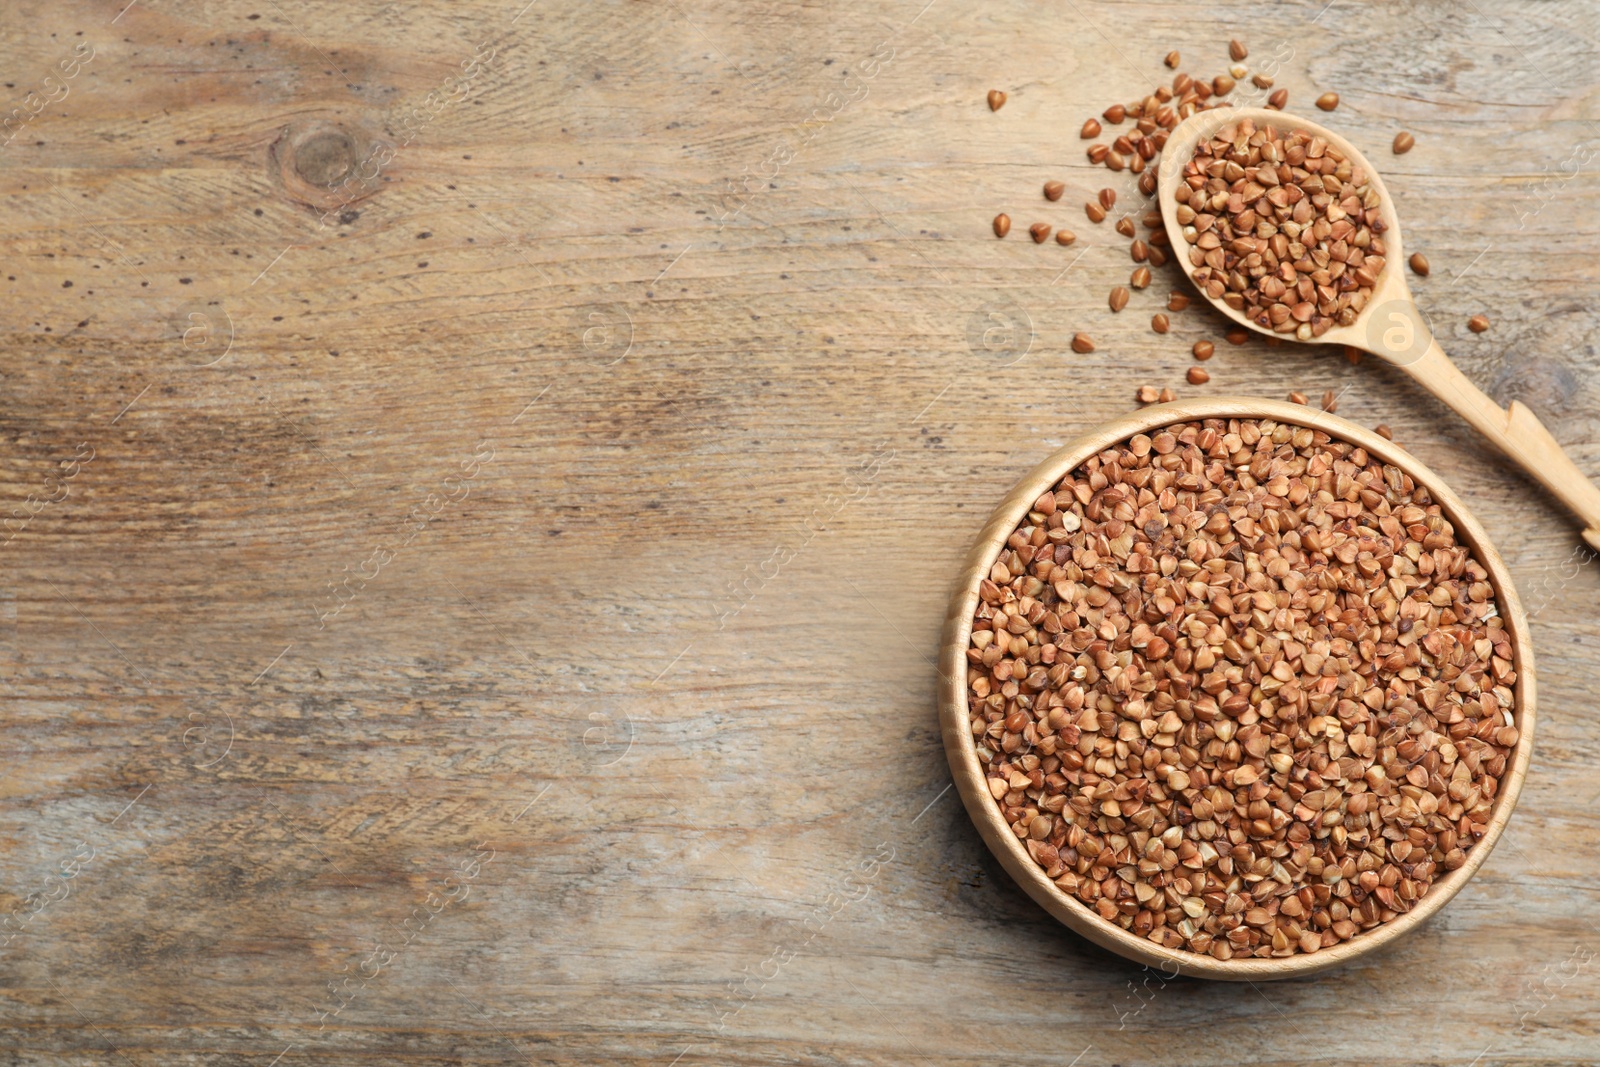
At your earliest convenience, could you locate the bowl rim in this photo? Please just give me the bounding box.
[937,396,1536,980]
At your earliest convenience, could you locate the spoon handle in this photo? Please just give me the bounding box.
[1395,338,1600,553]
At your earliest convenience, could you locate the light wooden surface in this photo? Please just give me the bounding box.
[2,0,1599,1063]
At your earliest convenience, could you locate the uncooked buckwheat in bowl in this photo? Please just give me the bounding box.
[938,399,1534,980]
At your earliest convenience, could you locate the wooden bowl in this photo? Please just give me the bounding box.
[938,397,1535,980]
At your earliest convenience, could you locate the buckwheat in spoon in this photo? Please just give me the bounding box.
[1159,107,1600,551]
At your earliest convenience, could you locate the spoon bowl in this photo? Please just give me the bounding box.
[1157,107,1411,352]
[1158,107,1600,550]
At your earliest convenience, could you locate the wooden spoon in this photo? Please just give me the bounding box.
[1158,106,1600,552]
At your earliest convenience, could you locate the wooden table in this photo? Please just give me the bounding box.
[3,0,1598,1063]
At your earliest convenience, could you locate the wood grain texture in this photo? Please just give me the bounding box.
[1,0,1598,1063]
